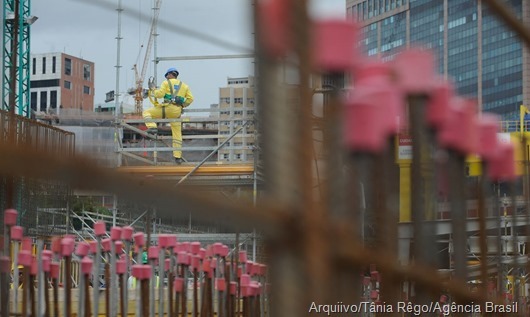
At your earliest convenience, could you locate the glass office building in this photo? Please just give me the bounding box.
[347,0,526,120]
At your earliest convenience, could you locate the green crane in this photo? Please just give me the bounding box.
[2,0,34,117]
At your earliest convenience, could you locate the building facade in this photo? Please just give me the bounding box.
[30,53,95,115]
[347,0,527,120]
[218,76,256,162]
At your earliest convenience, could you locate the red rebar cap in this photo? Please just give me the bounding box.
[215,278,226,291]
[209,257,217,269]
[133,232,145,247]
[42,257,51,273]
[487,141,516,181]
[392,48,437,94]
[426,80,454,129]
[75,242,90,257]
[116,259,126,275]
[158,234,171,248]
[477,113,501,162]
[164,258,171,272]
[177,251,190,266]
[239,250,248,263]
[437,98,479,154]
[50,262,60,279]
[22,237,33,252]
[312,19,360,73]
[81,257,93,274]
[51,236,61,253]
[42,250,53,260]
[121,226,134,241]
[61,237,75,257]
[131,264,151,280]
[18,250,33,267]
[148,246,159,260]
[258,0,291,58]
[115,241,124,254]
[10,226,23,241]
[0,256,10,273]
[212,242,223,256]
[4,209,18,226]
[240,274,251,287]
[181,242,190,253]
[190,241,201,254]
[93,221,106,237]
[198,248,206,260]
[191,255,200,271]
[230,281,237,295]
[101,238,111,253]
[174,277,184,293]
[89,240,98,254]
[344,89,389,153]
[354,60,392,86]
[110,227,122,241]
[220,245,229,258]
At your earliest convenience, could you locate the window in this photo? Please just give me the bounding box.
[50,90,57,108]
[222,154,229,160]
[236,154,241,159]
[40,91,47,111]
[83,85,91,94]
[64,80,71,89]
[83,64,91,81]
[30,92,37,111]
[42,57,46,74]
[234,97,243,104]
[52,56,56,73]
[64,58,72,76]
[32,58,36,75]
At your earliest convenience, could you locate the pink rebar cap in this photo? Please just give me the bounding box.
[488,142,517,181]
[131,264,151,280]
[22,237,32,252]
[215,278,226,291]
[148,246,159,260]
[75,242,90,257]
[4,209,18,226]
[93,221,106,237]
[174,277,184,293]
[61,237,75,257]
[258,0,291,57]
[313,19,359,73]
[239,251,248,263]
[190,242,201,254]
[101,238,111,253]
[81,257,93,274]
[116,259,126,275]
[121,226,134,241]
[18,254,30,271]
[133,232,145,247]
[392,48,437,94]
[0,256,10,273]
[477,113,501,162]
[50,262,60,279]
[10,226,23,241]
[110,227,122,241]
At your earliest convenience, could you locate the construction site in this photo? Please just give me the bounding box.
[3,0,530,316]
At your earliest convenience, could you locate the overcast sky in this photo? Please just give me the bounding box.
[31,0,346,112]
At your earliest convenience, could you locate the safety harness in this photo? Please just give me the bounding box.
[162,79,182,119]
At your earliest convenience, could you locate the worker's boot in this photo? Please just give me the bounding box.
[175,157,183,165]
[146,128,158,135]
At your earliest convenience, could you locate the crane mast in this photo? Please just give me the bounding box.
[134,0,162,114]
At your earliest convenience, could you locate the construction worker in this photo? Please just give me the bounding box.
[144,67,194,164]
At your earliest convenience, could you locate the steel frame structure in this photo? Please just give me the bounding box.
[2,0,31,117]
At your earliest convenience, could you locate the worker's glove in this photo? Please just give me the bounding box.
[148,77,156,90]
[173,96,186,105]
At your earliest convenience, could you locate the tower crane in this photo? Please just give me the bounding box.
[132,0,162,115]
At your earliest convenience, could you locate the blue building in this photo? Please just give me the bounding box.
[347,0,526,120]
